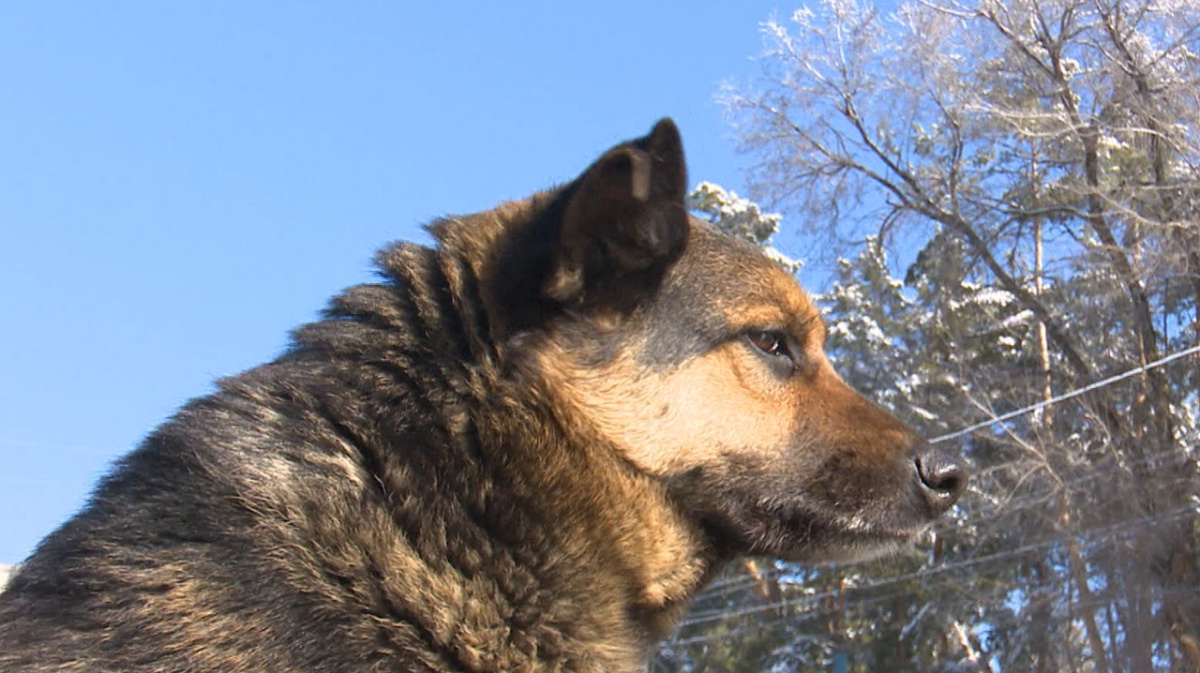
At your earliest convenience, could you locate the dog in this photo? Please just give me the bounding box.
[0,119,965,672]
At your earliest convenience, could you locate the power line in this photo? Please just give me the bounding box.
[670,348,1200,645]
[931,444,1197,530]
[692,444,1198,609]
[674,503,1200,632]
[683,447,1198,620]
[929,344,1200,445]
[667,582,1200,650]
[665,344,1200,652]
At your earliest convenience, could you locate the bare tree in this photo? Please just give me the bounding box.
[677,0,1200,669]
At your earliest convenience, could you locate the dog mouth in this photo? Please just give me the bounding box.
[823,516,924,543]
[824,515,928,555]
[670,465,939,562]
[764,461,958,561]
[748,497,931,563]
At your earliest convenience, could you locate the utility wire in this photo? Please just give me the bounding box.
[932,444,1197,530]
[693,413,1200,609]
[668,347,1200,648]
[675,503,1199,631]
[929,344,1200,445]
[668,582,1200,649]
[691,444,1197,609]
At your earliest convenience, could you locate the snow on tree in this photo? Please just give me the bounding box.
[662,0,1200,670]
[689,181,801,273]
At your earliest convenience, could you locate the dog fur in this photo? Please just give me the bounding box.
[0,120,964,672]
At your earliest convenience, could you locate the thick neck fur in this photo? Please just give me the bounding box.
[0,195,717,673]
[287,199,717,670]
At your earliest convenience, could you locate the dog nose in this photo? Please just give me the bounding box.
[914,448,967,515]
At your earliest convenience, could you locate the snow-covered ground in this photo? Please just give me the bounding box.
[0,564,13,591]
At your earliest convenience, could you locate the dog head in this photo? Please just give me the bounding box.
[438,119,966,564]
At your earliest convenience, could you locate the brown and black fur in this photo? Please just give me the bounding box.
[0,120,965,672]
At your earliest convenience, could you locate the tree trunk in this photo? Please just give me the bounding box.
[1062,504,1111,673]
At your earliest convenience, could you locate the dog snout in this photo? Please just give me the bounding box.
[914,446,966,515]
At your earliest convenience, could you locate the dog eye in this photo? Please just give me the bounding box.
[746,330,794,361]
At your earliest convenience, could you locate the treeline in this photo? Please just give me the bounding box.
[662,0,1200,670]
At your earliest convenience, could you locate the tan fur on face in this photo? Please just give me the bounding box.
[537,339,799,474]
[533,239,832,477]
[529,223,928,566]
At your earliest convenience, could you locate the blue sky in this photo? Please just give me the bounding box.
[0,2,792,564]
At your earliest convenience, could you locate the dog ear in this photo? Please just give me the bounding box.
[544,118,689,305]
